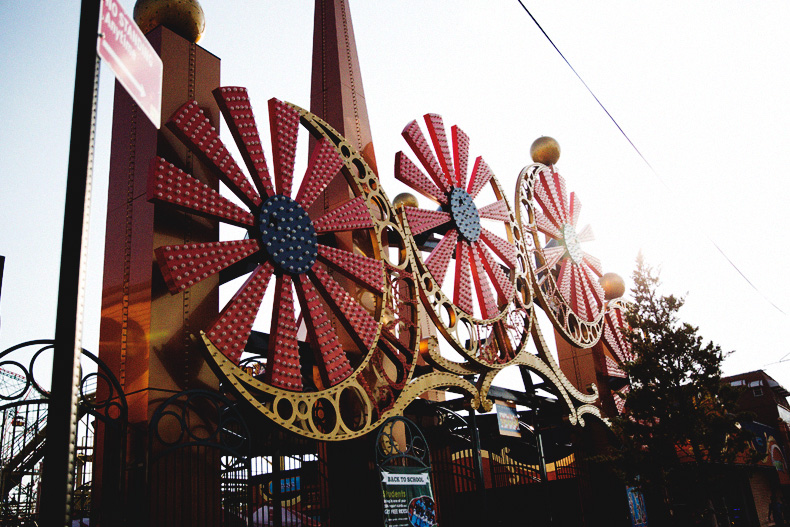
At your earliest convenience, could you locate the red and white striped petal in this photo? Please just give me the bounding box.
[402,207,452,236]
[424,113,456,186]
[294,274,353,386]
[576,224,594,244]
[265,275,303,391]
[425,230,458,287]
[467,156,493,199]
[470,242,499,319]
[395,152,447,205]
[402,120,452,194]
[313,196,374,233]
[542,245,567,272]
[294,137,345,210]
[168,100,262,209]
[479,228,518,269]
[213,86,276,199]
[569,192,581,228]
[475,242,515,303]
[454,242,474,315]
[477,199,510,222]
[155,239,260,294]
[311,266,379,350]
[148,157,254,228]
[534,175,565,228]
[207,262,274,364]
[268,98,300,197]
[452,125,470,189]
[316,243,385,293]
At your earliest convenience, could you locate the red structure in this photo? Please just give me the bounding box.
[97,23,222,525]
[0,1,647,525]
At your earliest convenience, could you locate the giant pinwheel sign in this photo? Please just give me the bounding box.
[148,88,623,439]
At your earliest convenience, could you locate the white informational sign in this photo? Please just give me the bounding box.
[97,0,163,128]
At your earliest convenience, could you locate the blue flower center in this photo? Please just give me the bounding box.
[257,195,318,275]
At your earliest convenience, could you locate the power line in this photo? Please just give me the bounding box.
[516,0,786,317]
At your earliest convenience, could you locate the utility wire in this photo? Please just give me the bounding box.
[516,0,787,317]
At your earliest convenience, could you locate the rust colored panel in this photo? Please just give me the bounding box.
[99,26,221,429]
[310,0,375,163]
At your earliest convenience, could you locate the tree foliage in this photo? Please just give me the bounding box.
[612,254,755,522]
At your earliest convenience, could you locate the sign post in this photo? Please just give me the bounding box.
[40,1,102,525]
[42,1,163,524]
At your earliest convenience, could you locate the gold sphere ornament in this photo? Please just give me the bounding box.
[393,192,419,209]
[530,136,560,166]
[134,0,206,43]
[599,272,626,300]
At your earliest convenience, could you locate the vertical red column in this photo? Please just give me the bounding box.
[95,24,221,525]
[310,0,377,172]
[309,2,391,525]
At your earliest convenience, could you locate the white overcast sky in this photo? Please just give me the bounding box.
[1,2,789,390]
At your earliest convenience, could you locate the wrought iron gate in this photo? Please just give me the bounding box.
[0,340,128,526]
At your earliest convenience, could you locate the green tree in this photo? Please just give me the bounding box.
[613,254,754,525]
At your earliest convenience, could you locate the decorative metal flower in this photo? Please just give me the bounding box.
[533,167,604,321]
[517,162,606,347]
[148,86,402,397]
[396,114,525,365]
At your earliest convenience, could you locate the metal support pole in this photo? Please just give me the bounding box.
[40,1,101,525]
[535,405,554,525]
[467,407,486,522]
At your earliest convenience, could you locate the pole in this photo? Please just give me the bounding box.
[535,405,554,525]
[467,407,486,523]
[40,1,101,525]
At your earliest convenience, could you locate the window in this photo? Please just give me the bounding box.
[730,380,745,387]
[753,386,764,397]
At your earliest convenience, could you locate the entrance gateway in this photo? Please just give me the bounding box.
[1,1,635,525]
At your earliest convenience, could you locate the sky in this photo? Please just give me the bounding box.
[1,1,789,392]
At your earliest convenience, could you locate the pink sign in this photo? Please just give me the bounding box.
[97,0,163,128]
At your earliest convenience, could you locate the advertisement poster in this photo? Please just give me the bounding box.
[496,400,521,438]
[626,486,648,527]
[380,466,437,527]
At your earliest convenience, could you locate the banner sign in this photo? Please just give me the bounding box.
[495,400,521,438]
[626,486,648,527]
[380,466,437,527]
[98,0,163,128]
